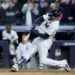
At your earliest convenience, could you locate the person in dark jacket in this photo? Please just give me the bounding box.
[41,1,49,16]
[71,0,75,22]
[18,0,27,6]
[13,0,23,23]
[0,1,5,25]
[32,1,41,23]
[13,0,21,11]
[60,0,74,23]
[4,1,20,25]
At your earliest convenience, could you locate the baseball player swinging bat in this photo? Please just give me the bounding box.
[11,9,71,72]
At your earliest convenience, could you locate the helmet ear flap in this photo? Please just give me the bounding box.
[58,13,63,19]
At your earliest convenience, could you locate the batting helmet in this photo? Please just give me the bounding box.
[49,9,62,19]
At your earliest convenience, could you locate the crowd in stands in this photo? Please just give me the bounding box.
[0,0,75,25]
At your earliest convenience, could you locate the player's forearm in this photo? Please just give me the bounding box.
[31,29,50,39]
[38,33,50,39]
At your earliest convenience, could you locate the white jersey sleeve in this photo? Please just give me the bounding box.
[46,20,59,36]
[36,20,59,37]
[43,13,50,20]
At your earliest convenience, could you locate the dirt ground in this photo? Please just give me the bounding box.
[0,69,75,75]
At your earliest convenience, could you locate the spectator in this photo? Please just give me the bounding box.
[13,0,23,24]
[40,0,54,8]
[50,3,56,10]
[60,0,66,3]
[72,0,75,22]
[32,1,40,23]
[71,0,75,5]
[22,0,33,26]
[41,1,49,16]
[13,0,21,11]
[55,2,60,8]
[40,0,44,8]
[18,0,27,6]
[4,1,20,25]
[60,0,74,23]
[0,1,5,25]
[2,25,18,66]
[1,0,9,10]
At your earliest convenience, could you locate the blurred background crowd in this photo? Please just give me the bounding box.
[0,0,75,25]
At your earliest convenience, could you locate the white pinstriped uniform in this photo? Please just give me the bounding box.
[21,20,67,68]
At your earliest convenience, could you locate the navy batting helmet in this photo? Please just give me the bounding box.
[49,9,62,19]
